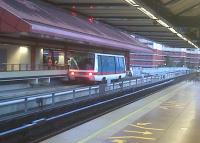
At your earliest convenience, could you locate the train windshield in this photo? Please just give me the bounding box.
[69,52,95,70]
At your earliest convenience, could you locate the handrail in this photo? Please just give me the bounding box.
[0,64,68,72]
[0,70,192,120]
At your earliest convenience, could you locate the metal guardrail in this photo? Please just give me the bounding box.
[0,64,68,72]
[0,70,192,120]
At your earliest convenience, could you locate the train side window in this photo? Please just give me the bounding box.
[119,57,125,72]
[101,56,115,73]
[115,57,120,73]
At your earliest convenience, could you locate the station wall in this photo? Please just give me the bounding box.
[0,44,31,64]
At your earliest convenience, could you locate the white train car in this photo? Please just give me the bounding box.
[68,52,126,83]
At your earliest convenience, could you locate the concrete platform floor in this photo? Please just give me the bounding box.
[40,80,200,143]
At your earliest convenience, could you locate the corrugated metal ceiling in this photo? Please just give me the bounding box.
[42,0,200,49]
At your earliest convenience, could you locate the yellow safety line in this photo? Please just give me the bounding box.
[109,136,156,140]
[124,130,153,135]
[129,125,164,131]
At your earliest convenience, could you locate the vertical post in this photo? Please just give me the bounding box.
[113,82,115,91]
[89,86,91,97]
[26,64,28,71]
[24,98,28,112]
[11,64,14,71]
[52,93,55,105]
[73,89,75,101]
[136,78,137,86]
[31,47,36,70]
[121,81,124,90]
[19,64,21,71]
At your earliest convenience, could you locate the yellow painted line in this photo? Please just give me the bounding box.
[124,130,153,135]
[166,101,177,103]
[129,124,164,131]
[76,84,184,143]
[136,122,151,126]
[160,106,169,110]
[111,139,126,143]
[109,136,156,141]
[160,104,185,110]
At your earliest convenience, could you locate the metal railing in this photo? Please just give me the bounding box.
[0,70,192,120]
[0,64,68,72]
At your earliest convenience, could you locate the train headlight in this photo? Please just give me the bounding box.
[88,72,93,76]
[71,71,75,76]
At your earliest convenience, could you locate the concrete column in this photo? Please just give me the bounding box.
[125,51,130,71]
[31,47,36,70]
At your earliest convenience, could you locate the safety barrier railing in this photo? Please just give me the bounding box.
[0,64,68,72]
[0,70,192,120]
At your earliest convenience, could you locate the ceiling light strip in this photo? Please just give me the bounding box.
[124,0,198,48]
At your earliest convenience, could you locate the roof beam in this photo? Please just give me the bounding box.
[95,16,148,19]
[43,1,128,7]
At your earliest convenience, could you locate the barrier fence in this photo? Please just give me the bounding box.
[0,64,68,72]
[0,70,192,120]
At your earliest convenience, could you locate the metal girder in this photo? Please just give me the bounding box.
[43,0,127,7]
[94,16,148,19]
[41,0,199,48]
[133,31,174,34]
[143,36,180,40]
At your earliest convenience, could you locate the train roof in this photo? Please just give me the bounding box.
[0,0,152,53]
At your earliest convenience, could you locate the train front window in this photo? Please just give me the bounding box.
[69,52,95,70]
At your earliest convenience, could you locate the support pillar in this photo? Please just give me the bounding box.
[31,46,36,70]
[125,51,130,71]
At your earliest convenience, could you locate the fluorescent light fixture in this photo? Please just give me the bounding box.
[124,0,199,48]
[177,33,186,40]
[188,40,193,45]
[20,46,28,54]
[137,7,157,20]
[156,19,169,28]
[124,0,139,6]
[182,37,187,41]
[168,27,177,34]
[177,33,199,48]
[177,33,182,38]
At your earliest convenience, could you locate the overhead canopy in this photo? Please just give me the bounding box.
[139,0,200,46]
[0,0,153,53]
[42,0,199,48]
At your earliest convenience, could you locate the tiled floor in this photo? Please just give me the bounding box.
[41,80,200,143]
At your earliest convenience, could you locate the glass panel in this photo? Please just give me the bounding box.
[43,49,64,65]
[119,57,125,72]
[115,57,125,73]
[69,52,95,70]
[101,55,115,73]
[115,57,120,73]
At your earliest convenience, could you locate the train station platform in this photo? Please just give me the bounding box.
[40,80,200,143]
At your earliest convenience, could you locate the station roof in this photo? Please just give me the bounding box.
[0,0,152,53]
[42,0,199,49]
